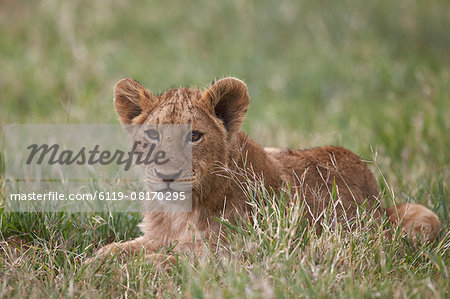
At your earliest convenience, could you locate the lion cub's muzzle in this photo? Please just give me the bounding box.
[155,169,182,183]
[144,168,193,192]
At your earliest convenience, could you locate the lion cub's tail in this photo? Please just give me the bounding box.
[386,203,441,243]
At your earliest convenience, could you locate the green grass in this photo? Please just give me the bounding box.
[0,0,449,297]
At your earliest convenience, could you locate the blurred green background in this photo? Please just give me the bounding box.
[0,0,449,207]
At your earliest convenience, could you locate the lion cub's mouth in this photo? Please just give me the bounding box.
[143,178,194,193]
[143,179,194,183]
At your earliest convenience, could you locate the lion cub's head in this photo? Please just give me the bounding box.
[113,77,250,195]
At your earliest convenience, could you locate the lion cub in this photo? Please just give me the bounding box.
[91,77,440,261]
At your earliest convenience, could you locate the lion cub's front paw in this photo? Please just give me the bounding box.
[84,242,126,264]
[145,253,177,266]
[95,242,125,256]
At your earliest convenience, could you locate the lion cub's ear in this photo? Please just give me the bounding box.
[113,78,156,124]
[204,77,250,134]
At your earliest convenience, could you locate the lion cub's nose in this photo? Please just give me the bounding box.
[155,169,182,183]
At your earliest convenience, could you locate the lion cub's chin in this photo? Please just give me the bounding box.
[146,182,193,193]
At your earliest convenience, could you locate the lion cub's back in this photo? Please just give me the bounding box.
[267,146,380,217]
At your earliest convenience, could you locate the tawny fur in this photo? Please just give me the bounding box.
[91,77,441,260]
[386,203,441,243]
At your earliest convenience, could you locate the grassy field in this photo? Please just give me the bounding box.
[0,0,449,297]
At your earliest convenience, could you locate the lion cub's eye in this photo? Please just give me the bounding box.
[145,129,160,141]
[190,130,203,143]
